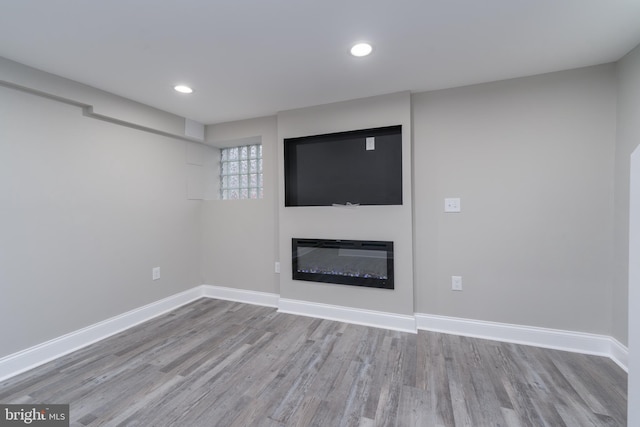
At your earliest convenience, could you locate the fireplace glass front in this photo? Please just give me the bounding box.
[292,239,394,289]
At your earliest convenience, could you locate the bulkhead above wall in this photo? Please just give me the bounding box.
[0,56,203,143]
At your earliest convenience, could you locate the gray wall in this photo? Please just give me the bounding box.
[615,44,640,346]
[629,148,640,424]
[277,92,415,315]
[0,84,202,358]
[619,44,640,424]
[2,51,633,361]
[201,116,279,294]
[629,145,640,427]
[412,65,617,334]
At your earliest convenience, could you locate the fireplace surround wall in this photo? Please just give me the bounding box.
[292,238,394,289]
[278,91,413,316]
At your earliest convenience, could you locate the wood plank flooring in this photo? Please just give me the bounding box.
[0,299,627,426]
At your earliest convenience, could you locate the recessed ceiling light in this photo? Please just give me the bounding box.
[174,85,193,94]
[350,42,372,57]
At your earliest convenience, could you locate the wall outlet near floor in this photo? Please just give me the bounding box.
[275,262,280,274]
[444,198,461,213]
[152,267,161,281]
[451,276,462,291]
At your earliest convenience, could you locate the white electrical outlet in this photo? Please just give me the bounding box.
[365,137,375,151]
[451,276,462,291]
[444,198,461,213]
[152,267,161,281]
[275,262,280,274]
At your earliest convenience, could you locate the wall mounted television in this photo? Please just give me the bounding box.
[284,125,402,207]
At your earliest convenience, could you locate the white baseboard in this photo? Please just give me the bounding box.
[609,337,629,372]
[0,287,204,382]
[415,313,628,372]
[278,298,416,333]
[202,285,279,308]
[1,286,628,383]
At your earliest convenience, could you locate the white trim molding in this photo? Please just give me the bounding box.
[202,285,279,308]
[0,286,628,383]
[278,298,416,333]
[415,313,628,372]
[609,337,629,372]
[0,287,204,382]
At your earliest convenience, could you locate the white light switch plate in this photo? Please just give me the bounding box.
[152,267,160,281]
[444,198,461,212]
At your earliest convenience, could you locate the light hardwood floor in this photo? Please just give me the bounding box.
[0,299,627,426]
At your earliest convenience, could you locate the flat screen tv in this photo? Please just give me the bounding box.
[284,125,402,207]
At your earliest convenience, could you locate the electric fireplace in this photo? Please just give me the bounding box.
[292,238,394,289]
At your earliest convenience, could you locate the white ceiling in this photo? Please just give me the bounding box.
[1,1,640,125]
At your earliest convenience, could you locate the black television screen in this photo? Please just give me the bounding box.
[284,125,402,207]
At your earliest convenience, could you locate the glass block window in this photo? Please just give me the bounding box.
[220,144,263,199]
